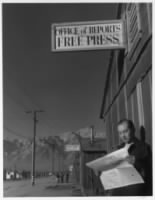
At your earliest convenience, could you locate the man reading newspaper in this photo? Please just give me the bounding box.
[87,119,152,196]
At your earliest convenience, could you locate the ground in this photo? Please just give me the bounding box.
[3,177,82,197]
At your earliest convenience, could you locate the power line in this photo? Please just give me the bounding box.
[4,70,53,130]
[4,90,55,134]
[4,126,31,140]
[4,72,86,138]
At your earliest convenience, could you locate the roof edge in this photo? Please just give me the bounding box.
[99,3,123,119]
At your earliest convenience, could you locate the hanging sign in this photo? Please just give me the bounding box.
[51,20,126,52]
[65,144,80,152]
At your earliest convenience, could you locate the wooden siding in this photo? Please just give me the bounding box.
[126,40,152,96]
[101,3,152,152]
[81,150,106,195]
[141,69,152,146]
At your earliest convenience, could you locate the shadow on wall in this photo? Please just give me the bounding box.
[140,126,146,142]
[139,126,152,196]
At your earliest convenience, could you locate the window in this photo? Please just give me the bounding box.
[147,4,152,35]
[126,3,142,56]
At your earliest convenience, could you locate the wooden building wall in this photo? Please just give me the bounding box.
[101,3,152,152]
[80,138,107,195]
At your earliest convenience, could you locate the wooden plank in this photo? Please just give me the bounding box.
[111,101,119,147]
[118,87,127,119]
[132,88,140,138]
[126,40,152,97]
[141,72,152,146]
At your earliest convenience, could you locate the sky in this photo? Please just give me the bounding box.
[3,3,118,141]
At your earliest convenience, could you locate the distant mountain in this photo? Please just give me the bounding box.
[3,132,105,173]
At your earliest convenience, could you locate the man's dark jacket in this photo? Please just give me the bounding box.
[112,137,152,196]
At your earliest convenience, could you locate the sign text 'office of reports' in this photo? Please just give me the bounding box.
[51,20,126,52]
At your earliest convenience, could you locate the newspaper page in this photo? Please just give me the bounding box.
[86,143,144,190]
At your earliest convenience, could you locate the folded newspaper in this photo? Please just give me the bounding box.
[86,143,144,190]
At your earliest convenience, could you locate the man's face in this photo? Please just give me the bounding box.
[117,122,132,144]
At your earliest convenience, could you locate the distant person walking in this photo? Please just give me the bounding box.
[56,172,60,183]
[66,171,69,183]
[60,171,64,183]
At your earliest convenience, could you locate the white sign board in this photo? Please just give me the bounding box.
[69,165,73,172]
[65,144,80,152]
[51,20,126,52]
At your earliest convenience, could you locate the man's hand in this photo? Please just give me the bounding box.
[124,143,133,150]
[94,170,101,176]
[125,155,135,165]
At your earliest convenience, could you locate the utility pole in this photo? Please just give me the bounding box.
[26,110,44,186]
[51,143,55,173]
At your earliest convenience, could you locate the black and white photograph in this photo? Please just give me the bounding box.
[2,1,153,197]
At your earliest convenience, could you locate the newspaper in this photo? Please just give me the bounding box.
[86,143,144,190]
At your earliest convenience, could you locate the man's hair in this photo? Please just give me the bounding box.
[117,119,135,135]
